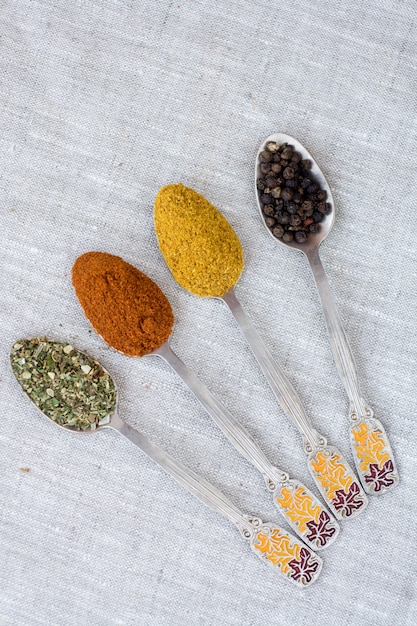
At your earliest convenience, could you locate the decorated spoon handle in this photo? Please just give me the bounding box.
[272,477,340,549]
[110,414,322,587]
[306,248,399,495]
[221,287,322,450]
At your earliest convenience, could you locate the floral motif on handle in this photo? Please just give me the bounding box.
[251,525,321,586]
[309,450,366,517]
[275,484,338,548]
[352,420,397,493]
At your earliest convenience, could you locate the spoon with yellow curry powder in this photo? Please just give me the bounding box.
[72,251,339,550]
[10,338,322,587]
[154,183,368,521]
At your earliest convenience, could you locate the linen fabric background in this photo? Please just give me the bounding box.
[0,1,416,624]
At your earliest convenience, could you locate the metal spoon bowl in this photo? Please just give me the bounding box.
[11,339,323,587]
[255,132,335,255]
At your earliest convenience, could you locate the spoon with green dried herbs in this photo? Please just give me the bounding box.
[154,183,368,520]
[255,133,398,495]
[10,337,322,587]
[71,251,340,549]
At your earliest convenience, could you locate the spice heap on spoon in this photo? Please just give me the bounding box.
[154,184,367,519]
[71,252,339,549]
[255,134,398,495]
[10,338,322,587]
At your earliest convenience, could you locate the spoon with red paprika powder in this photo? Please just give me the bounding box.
[72,251,339,550]
[10,337,322,587]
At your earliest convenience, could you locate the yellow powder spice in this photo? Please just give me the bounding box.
[154,183,244,297]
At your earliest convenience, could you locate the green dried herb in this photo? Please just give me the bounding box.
[10,338,117,431]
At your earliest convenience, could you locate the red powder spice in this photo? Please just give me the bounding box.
[72,252,174,357]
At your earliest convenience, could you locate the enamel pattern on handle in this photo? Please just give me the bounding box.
[271,477,339,549]
[307,444,368,519]
[350,405,399,495]
[248,519,322,587]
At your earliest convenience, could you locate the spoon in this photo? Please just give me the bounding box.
[11,338,323,587]
[72,252,339,549]
[255,133,398,495]
[154,186,367,519]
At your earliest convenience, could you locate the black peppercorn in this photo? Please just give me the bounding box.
[285,179,296,188]
[282,232,294,242]
[289,214,301,227]
[307,183,318,194]
[291,152,302,163]
[259,150,272,163]
[294,230,307,243]
[263,205,275,217]
[274,198,284,209]
[277,211,290,224]
[261,193,272,204]
[300,200,314,213]
[257,178,266,190]
[271,186,282,199]
[266,176,278,188]
[272,225,284,238]
[273,152,282,163]
[260,162,271,174]
[283,166,295,179]
[316,202,330,215]
[286,202,298,214]
[309,223,320,233]
[281,188,293,201]
[270,163,282,173]
[317,189,327,201]
[300,178,311,189]
[266,142,279,153]
[281,148,293,161]
[301,159,312,170]
[265,217,275,228]
[312,211,323,222]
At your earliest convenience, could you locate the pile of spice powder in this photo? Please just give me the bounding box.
[154,183,244,297]
[10,338,117,430]
[72,252,174,357]
[257,142,331,244]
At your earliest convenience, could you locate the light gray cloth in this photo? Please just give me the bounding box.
[0,1,416,624]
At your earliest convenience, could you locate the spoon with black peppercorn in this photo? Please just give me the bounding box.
[11,337,323,587]
[255,132,398,495]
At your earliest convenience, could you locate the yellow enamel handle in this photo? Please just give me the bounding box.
[351,417,399,494]
[250,523,323,588]
[274,479,340,550]
[308,445,368,520]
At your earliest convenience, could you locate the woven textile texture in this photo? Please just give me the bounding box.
[1,1,416,624]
